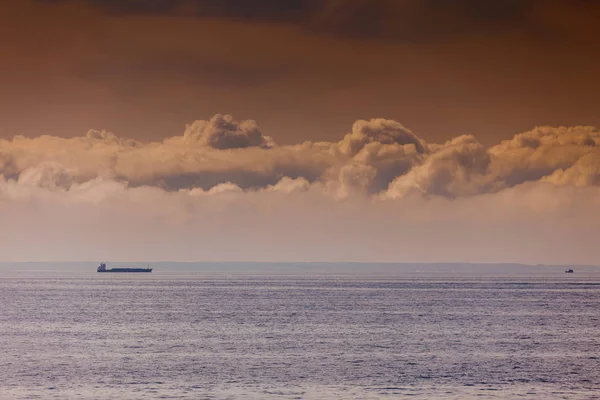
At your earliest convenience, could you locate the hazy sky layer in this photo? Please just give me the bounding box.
[1,1,599,263]
[1,0,599,144]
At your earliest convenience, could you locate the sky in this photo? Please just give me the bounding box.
[1,0,599,263]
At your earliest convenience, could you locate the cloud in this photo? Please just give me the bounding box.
[17,162,76,191]
[542,153,600,186]
[338,118,427,156]
[181,114,274,149]
[0,116,332,191]
[2,115,600,263]
[487,126,600,186]
[43,0,573,43]
[1,172,600,264]
[383,125,600,199]
[384,134,490,198]
[2,116,600,198]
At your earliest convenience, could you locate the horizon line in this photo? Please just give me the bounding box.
[0,261,596,268]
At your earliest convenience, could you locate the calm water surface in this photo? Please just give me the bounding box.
[1,263,599,399]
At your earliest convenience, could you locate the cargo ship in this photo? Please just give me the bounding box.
[97,262,152,273]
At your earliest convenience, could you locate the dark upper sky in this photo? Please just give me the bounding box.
[1,0,599,144]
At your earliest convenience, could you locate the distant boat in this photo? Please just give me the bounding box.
[565,268,574,273]
[97,262,152,273]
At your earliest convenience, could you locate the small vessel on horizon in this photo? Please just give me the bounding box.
[565,268,574,273]
[97,262,152,273]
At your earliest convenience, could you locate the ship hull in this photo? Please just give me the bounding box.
[97,269,152,273]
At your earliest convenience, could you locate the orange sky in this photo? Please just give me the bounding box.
[1,0,600,263]
[1,0,599,144]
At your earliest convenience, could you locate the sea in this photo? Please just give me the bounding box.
[1,262,599,399]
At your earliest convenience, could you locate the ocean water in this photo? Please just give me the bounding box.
[1,263,600,399]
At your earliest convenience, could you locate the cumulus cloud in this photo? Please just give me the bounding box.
[383,135,491,198]
[383,125,600,199]
[338,118,427,156]
[1,115,600,263]
[181,114,274,149]
[542,153,600,186]
[17,162,76,191]
[1,116,599,199]
[486,126,600,187]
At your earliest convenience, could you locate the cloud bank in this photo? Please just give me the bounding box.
[1,115,599,264]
